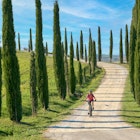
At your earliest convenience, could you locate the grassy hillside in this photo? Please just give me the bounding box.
[0,52,104,140]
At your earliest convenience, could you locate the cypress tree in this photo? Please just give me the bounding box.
[91,41,95,74]
[0,48,2,117]
[2,0,22,122]
[18,33,21,51]
[78,61,83,86]
[94,41,97,67]
[98,26,102,61]
[76,42,79,61]
[29,28,33,51]
[129,0,138,96]
[53,1,66,99]
[89,63,92,76]
[125,24,129,63]
[64,48,70,96]
[64,28,68,56]
[30,51,37,116]
[61,42,64,58]
[83,67,86,83]
[134,0,140,104]
[85,45,87,62]
[130,24,136,96]
[88,29,92,63]
[80,30,84,59]
[70,33,76,94]
[120,28,123,64]
[61,42,66,99]
[35,0,49,109]
[109,30,113,63]
[46,42,48,56]
[64,29,70,96]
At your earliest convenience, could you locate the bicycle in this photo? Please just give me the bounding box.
[87,99,96,117]
[88,101,93,116]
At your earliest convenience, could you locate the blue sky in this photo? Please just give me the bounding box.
[0,0,135,55]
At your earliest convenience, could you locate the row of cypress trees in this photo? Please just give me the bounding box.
[53,1,98,99]
[1,0,49,122]
[129,0,140,105]
[1,0,132,122]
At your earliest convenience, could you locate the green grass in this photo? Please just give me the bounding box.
[122,64,140,128]
[0,52,104,140]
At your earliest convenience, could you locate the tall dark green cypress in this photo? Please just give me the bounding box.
[78,61,82,86]
[129,0,138,96]
[30,51,37,116]
[88,29,92,75]
[61,42,64,58]
[130,24,136,96]
[0,48,2,117]
[70,33,76,94]
[134,0,140,104]
[98,26,102,61]
[76,42,79,61]
[53,1,66,99]
[83,67,86,83]
[85,45,87,62]
[18,33,21,51]
[61,42,66,99]
[88,28,92,63]
[64,28,68,56]
[120,28,123,64]
[35,0,49,109]
[2,0,22,122]
[29,28,33,51]
[80,30,84,59]
[125,24,129,63]
[109,30,113,63]
[64,29,70,96]
[94,41,97,67]
[46,42,48,56]
[64,47,70,96]
[91,41,95,74]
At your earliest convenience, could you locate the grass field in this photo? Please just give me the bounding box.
[0,52,104,140]
[122,64,140,128]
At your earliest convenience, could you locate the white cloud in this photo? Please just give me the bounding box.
[59,0,118,20]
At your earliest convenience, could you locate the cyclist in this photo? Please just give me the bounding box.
[86,90,96,110]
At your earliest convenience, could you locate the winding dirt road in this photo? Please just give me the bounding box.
[44,62,140,140]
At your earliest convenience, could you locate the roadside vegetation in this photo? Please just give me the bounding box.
[122,64,140,128]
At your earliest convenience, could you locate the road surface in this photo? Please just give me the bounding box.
[44,62,140,140]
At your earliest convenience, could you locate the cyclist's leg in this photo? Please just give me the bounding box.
[91,101,94,109]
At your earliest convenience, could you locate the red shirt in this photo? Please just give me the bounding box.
[87,93,95,101]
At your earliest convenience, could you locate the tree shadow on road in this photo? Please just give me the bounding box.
[48,125,133,130]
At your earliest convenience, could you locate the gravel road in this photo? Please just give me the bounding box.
[44,62,140,140]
